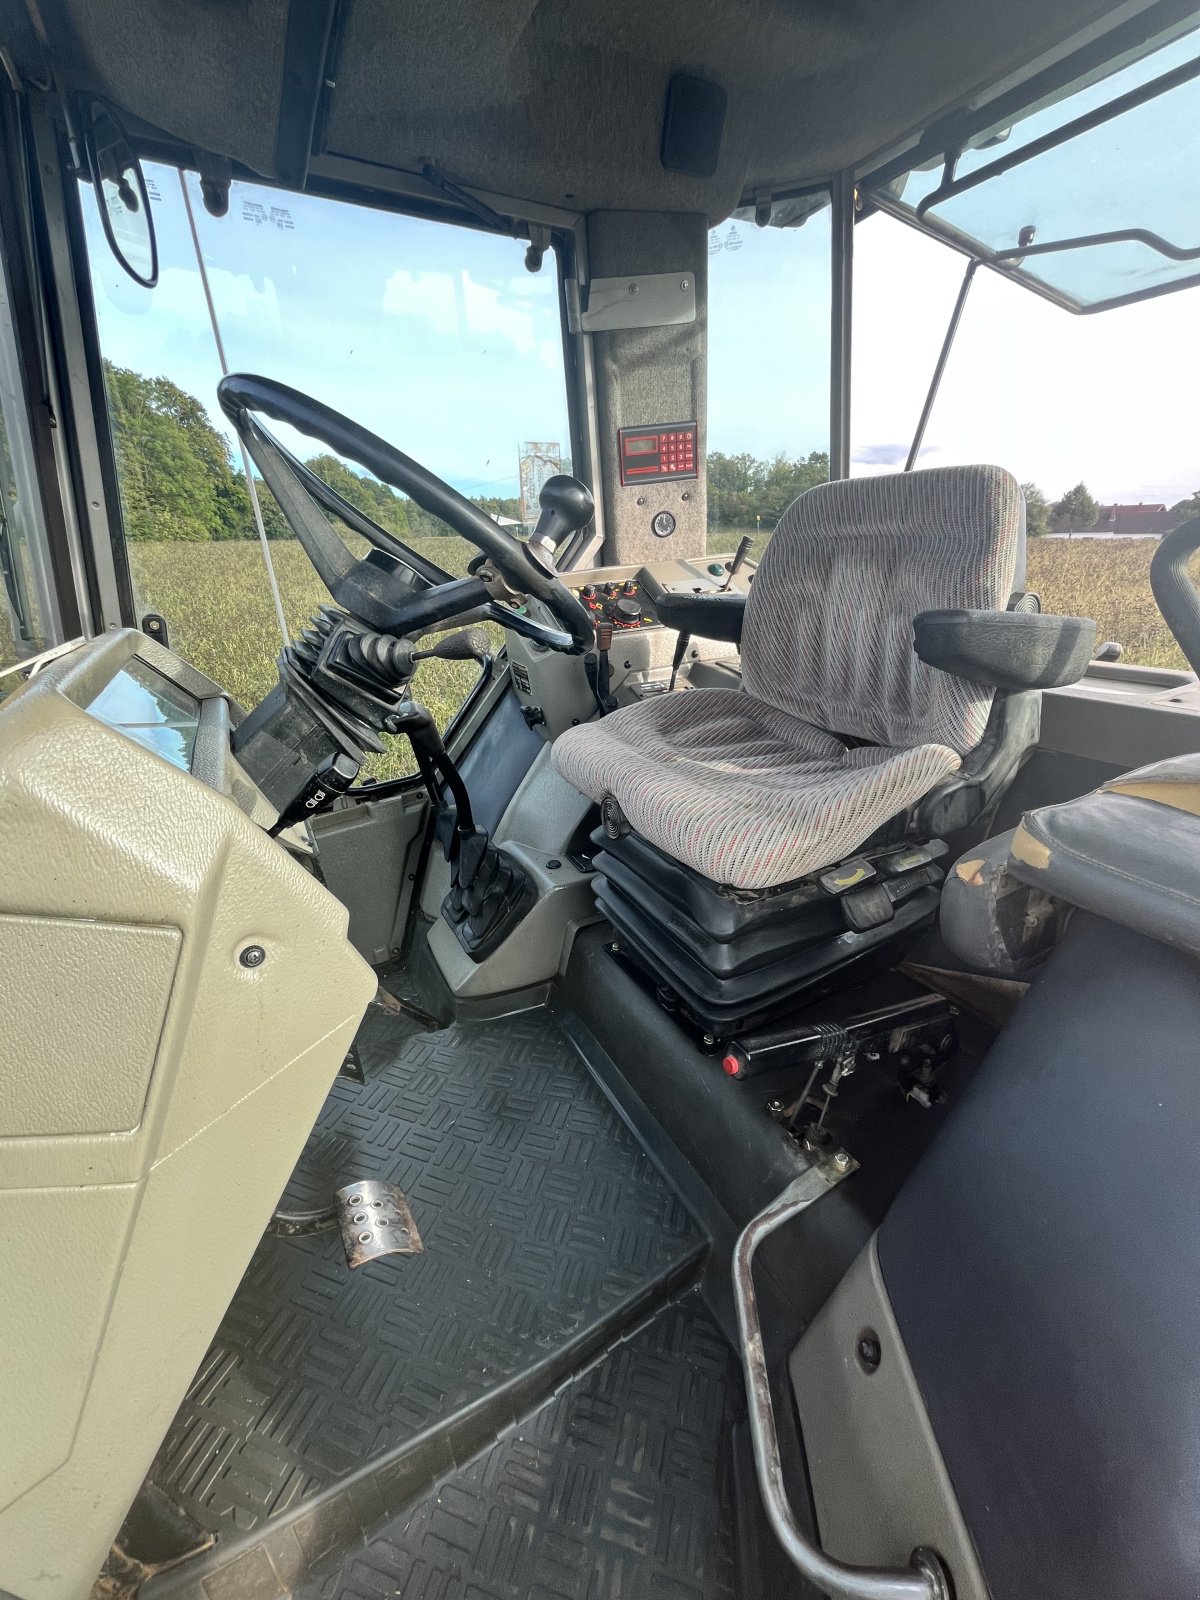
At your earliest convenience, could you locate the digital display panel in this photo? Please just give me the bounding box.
[618,421,698,485]
[86,657,201,772]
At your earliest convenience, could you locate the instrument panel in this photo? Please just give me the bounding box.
[568,551,755,633]
[574,577,657,630]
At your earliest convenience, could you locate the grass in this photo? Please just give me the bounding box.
[3,533,1195,779]
[126,536,486,781]
[717,527,1195,672]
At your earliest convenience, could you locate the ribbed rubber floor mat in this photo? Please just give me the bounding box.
[303,1291,741,1600]
[144,1007,702,1546]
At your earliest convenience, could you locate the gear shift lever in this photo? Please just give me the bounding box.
[525,474,595,572]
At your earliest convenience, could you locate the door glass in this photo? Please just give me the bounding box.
[0,233,62,698]
[707,201,831,555]
[852,207,1200,668]
[78,166,572,778]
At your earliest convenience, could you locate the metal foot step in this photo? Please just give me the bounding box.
[334,1179,424,1267]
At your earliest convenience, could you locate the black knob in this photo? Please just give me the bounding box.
[622,579,637,595]
[603,582,617,598]
[581,583,597,599]
[615,596,641,622]
[527,474,595,569]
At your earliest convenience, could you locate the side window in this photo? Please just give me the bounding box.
[0,232,62,693]
[79,168,571,777]
[852,209,1200,669]
[706,201,831,555]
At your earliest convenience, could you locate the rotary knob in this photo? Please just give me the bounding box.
[615,596,642,623]
[621,579,638,595]
[580,583,597,599]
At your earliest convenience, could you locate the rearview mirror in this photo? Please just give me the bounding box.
[81,98,158,288]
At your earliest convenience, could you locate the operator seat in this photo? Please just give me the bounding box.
[551,466,1095,1033]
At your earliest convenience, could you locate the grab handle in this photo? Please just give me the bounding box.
[733,1165,953,1600]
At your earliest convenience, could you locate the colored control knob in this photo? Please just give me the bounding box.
[615,596,641,622]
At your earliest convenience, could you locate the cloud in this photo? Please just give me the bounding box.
[381,268,550,359]
[852,442,929,466]
[381,269,459,333]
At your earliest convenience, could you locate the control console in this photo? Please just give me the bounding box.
[568,550,754,634]
[510,551,757,739]
[574,577,656,630]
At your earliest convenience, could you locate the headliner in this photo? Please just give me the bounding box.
[5,0,1179,219]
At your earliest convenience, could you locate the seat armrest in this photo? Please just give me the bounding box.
[914,609,1096,690]
[653,590,747,643]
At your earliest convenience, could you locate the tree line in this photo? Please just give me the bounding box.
[103,362,521,543]
[1022,480,1200,535]
[104,362,1199,545]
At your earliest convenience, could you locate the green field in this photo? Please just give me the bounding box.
[3,534,1193,784]
[129,535,484,781]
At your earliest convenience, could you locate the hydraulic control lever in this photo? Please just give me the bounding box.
[721,535,754,591]
[585,619,619,716]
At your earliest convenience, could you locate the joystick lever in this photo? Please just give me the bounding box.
[526,475,595,572]
[721,535,754,591]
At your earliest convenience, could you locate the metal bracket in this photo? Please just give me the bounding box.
[733,1155,953,1600]
[565,271,696,334]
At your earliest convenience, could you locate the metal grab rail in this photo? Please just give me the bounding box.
[733,1166,952,1600]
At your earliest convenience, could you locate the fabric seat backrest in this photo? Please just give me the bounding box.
[740,465,1025,756]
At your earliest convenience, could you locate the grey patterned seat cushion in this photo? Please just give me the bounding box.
[551,465,1024,890]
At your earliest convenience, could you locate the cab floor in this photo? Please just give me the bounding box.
[138,1003,724,1600]
[298,1291,740,1600]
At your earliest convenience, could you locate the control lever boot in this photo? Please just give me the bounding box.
[442,826,535,961]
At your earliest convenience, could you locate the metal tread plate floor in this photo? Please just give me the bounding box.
[141,1007,703,1578]
[300,1291,741,1600]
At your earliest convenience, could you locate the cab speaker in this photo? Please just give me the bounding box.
[661,74,727,177]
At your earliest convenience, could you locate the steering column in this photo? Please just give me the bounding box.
[217,373,595,959]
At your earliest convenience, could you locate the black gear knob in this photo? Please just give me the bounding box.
[526,475,594,572]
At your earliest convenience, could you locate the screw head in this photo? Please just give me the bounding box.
[832,1150,852,1174]
[239,944,266,969]
[857,1331,882,1372]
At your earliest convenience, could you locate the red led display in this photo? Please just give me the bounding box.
[618,421,698,486]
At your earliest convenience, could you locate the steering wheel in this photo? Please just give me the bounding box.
[217,374,596,655]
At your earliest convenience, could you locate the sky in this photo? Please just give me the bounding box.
[84,158,1200,509]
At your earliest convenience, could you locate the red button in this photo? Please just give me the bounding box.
[722,1053,743,1077]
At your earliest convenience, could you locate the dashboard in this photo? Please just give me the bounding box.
[568,552,754,633]
[507,552,756,737]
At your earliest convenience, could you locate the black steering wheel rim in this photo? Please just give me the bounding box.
[217,373,595,654]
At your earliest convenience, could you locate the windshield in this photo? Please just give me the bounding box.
[877,21,1200,310]
[81,165,572,780]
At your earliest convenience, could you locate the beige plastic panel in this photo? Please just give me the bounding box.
[0,916,179,1136]
[0,631,376,1600]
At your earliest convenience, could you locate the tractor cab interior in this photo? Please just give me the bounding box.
[1,3,1200,1600]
